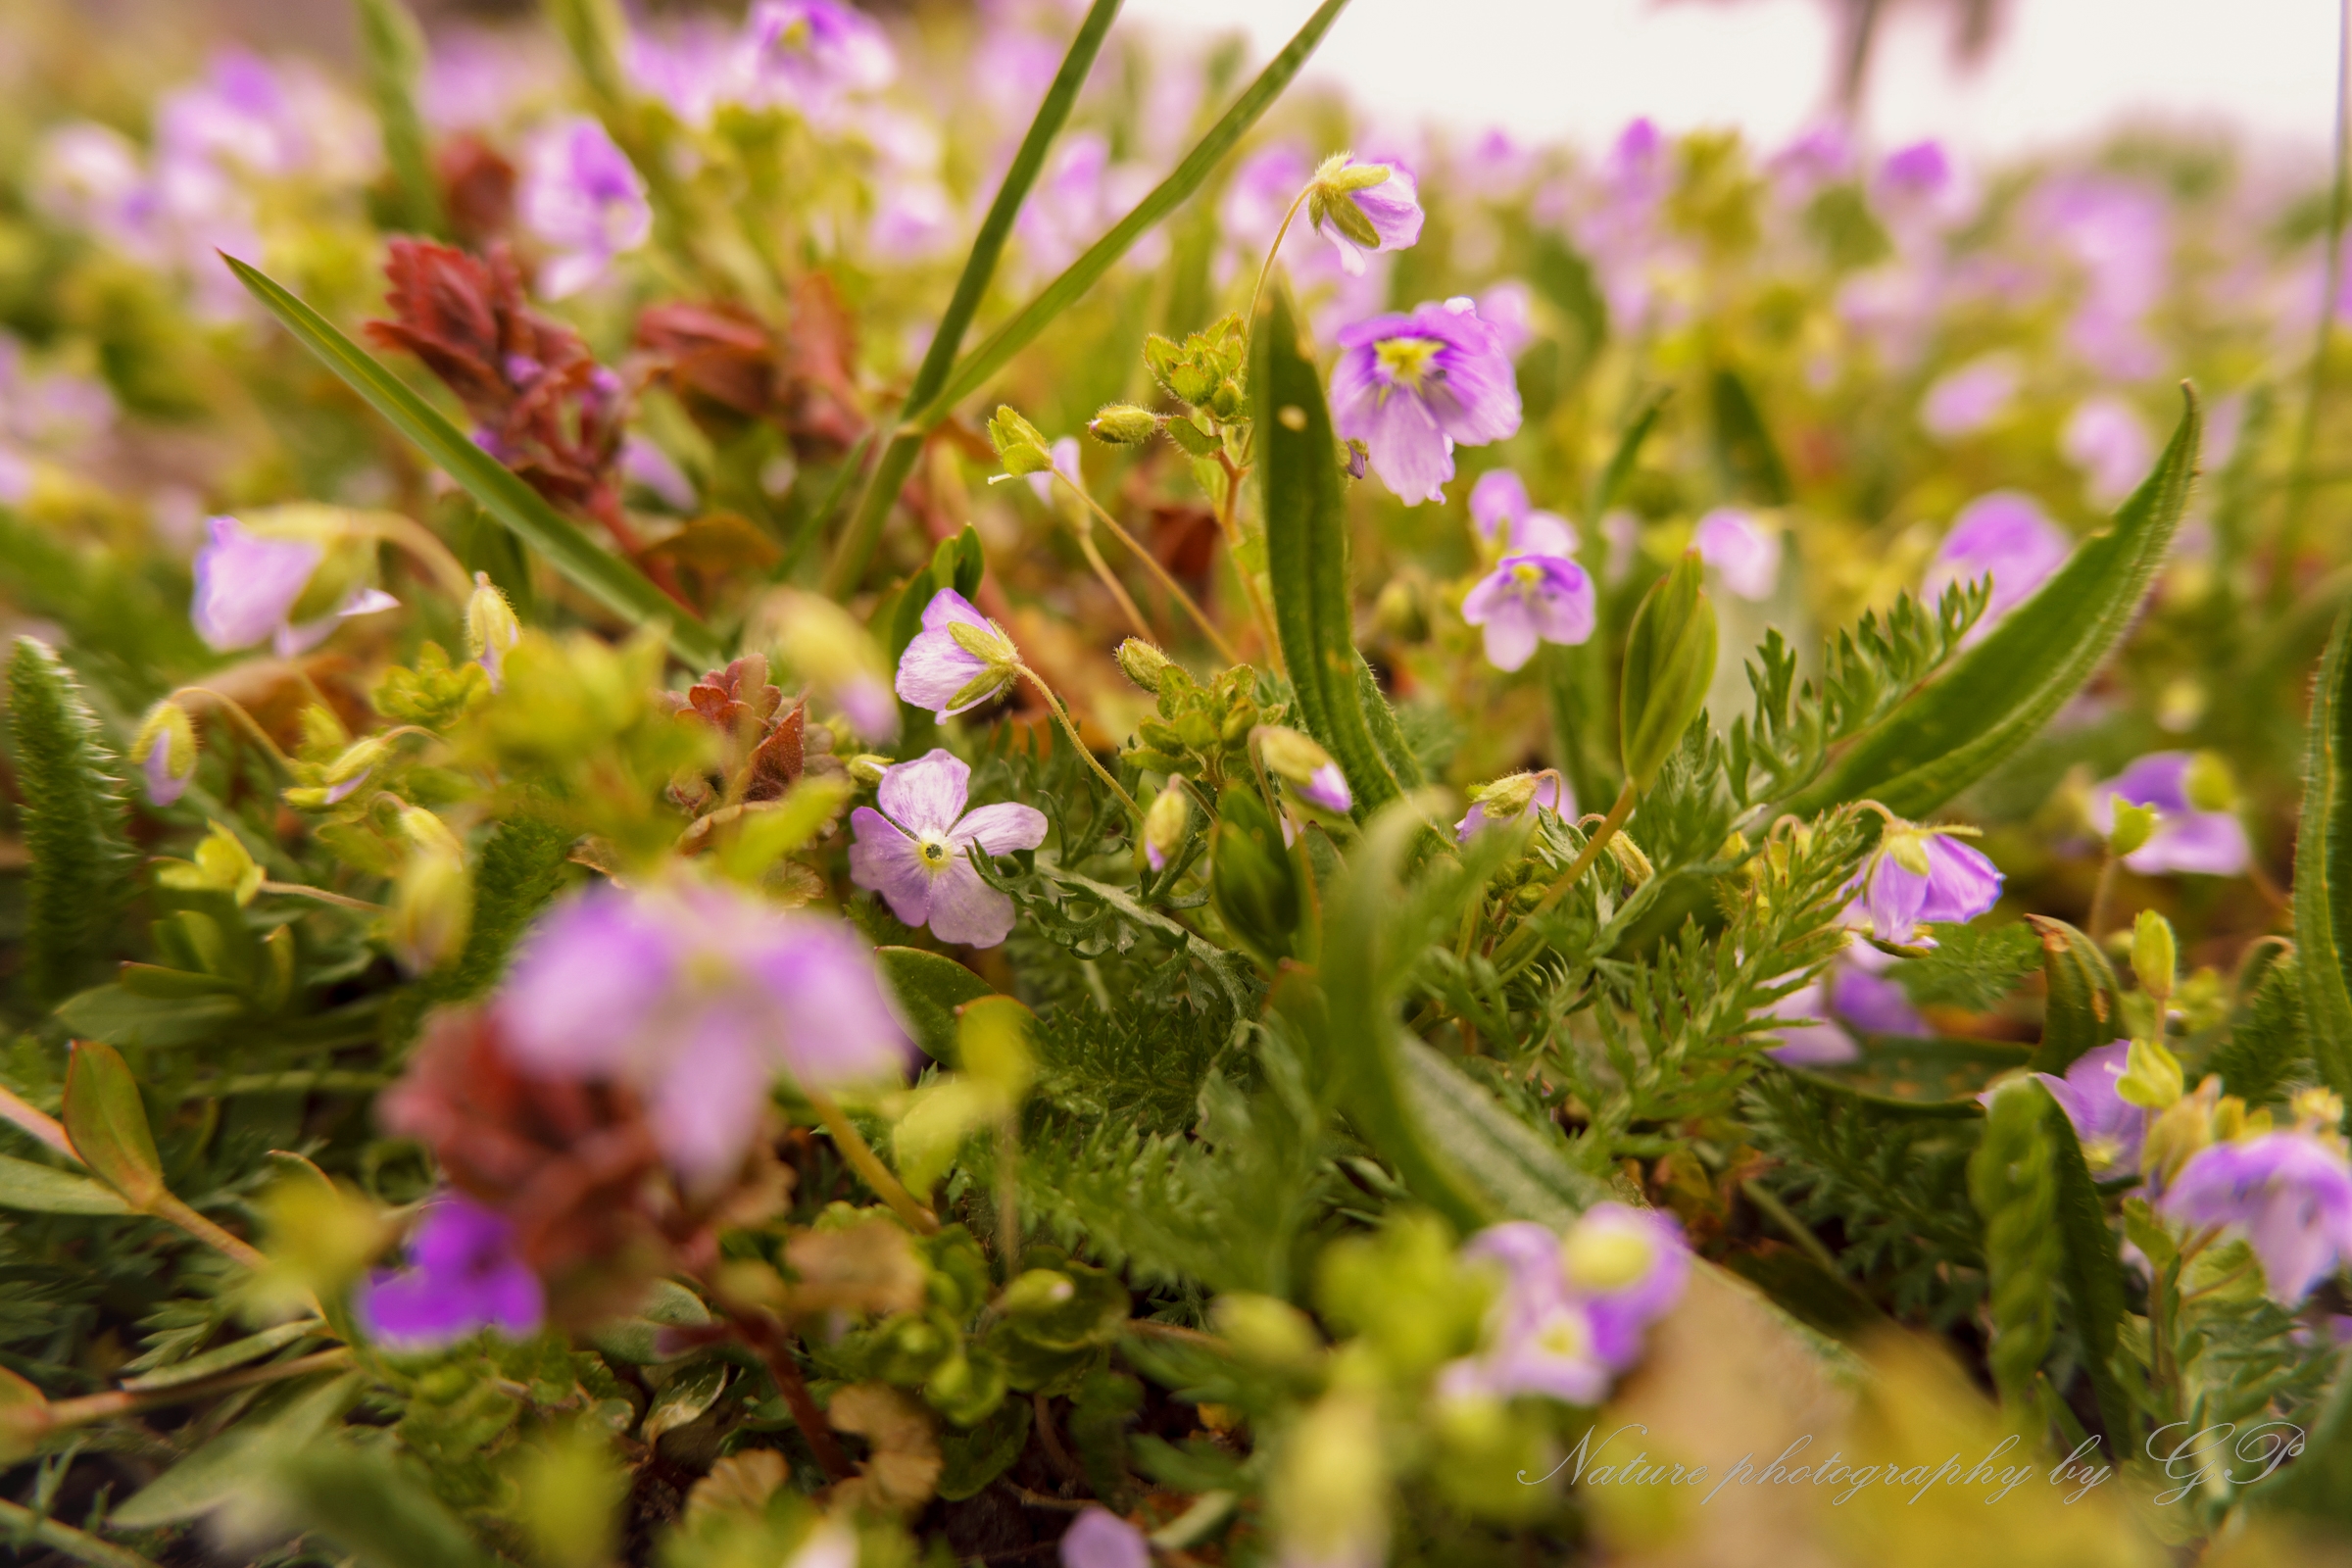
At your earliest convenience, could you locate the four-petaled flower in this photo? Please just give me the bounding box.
[2032,1040,2148,1175]
[2087,751,2250,877]
[1469,469,1577,557]
[1306,154,1425,276]
[1461,553,1595,672]
[190,514,397,657]
[1441,1204,1689,1405]
[850,749,1049,948]
[1849,825,2003,945]
[1331,297,1521,505]
[894,588,1021,720]
[356,1191,545,1350]
[2161,1131,2352,1303]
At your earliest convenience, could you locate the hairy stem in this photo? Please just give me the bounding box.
[0,1497,166,1568]
[1053,474,1242,666]
[803,1087,939,1235]
[1017,666,1144,821]
[258,880,386,914]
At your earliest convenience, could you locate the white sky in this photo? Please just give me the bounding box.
[1122,0,2339,160]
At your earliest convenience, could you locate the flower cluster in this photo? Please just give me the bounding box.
[1443,1205,1690,1405]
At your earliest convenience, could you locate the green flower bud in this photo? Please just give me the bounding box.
[464,572,521,687]
[847,753,893,785]
[2132,908,2176,1004]
[1143,779,1191,872]
[1254,725,1351,816]
[1618,551,1717,792]
[2106,795,2158,858]
[1116,637,1177,694]
[2183,750,2237,812]
[1471,772,1541,820]
[986,405,1055,475]
[1088,404,1160,445]
[1272,1392,1388,1568]
[130,699,199,805]
[999,1268,1078,1317]
[387,835,471,975]
[1213,1293,1324,1374]
[155,820,265,906]
[2116,1035,2185,1110]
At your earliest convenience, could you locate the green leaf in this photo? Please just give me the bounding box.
[2296,608,2352,1106]
[428,816,575,1004]
[1969,1078,2060,1407]
[877,947,995,1065]
[1887,919,2040,1012]
[1783,1037,2033,1118]
[220,258,723,669]
[1708,366,1791,506]
[1397,1041,1611,1224]
[1785,387,2201,818]
[7,638,130,1004]
[586,1279,712,1365]
[112,1373,360,1528]
[62,1040,165,1209]
[119,1318,324,1391]
[54,985,243,1050]
[937,1397,1031,1501]
[271,1440,499,1568]
[1254,280,1403,816]
[2035,1083,2135,1448]
[0,1153,134,1215]
[821,0,1125,593]
[2024,915,2124,1075]
[2206,948,2309,1105]
[352,0,446,237]
[641,1358,729,1446]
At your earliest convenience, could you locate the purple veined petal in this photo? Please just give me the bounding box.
[876,748,972,836]
[1059,1506,1150,1568]
[1693,509,1780,601]
[919,587,991,635]
[2127,812,2251,877]
[2161,1132,2352,1303]
[894,627,993,718]
[1862,855,1932,943]
[2033,1041,2146,1175]
[1758,981,1861,1065]
[849,806,936,927]
[1477,606,1541,674]
[953,801,1050,858]
[921,859,1018,948]
[1350,373,1454,505]
[647,999,776,1185]
[2097,751,2194,815]
[498,887,682,1078]
[142,743,190,808]
[751,919,913,1086]
[1925,491,2071,629]
[1469,468,1532,544]
[191,515,322,653]
[1915,833,2004,924]
[1514,511,1579,557]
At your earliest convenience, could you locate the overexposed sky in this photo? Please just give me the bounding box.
[1124,0,2338,158]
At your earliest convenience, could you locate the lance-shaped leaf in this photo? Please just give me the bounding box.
[1254,280,1403,815]
[352,0,445,237]
[1784,386,2201,819]
[877,947,995,1065]
[62,1040,166,1210]
[2025,915,2124,1076]
[222,257,724,669]
[2295,609,2352,1105]
[2037,1082,2137,1448]
[7,638,129,1004]
[0,1153,135,1215]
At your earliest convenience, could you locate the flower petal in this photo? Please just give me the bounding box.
[922,861,1018,948]
[877,748,971,835]
[953,801,1049,857]
[848,806,934,927]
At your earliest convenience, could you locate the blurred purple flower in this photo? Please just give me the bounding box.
[1880,140,1951,202]
[1462,554,1594,673]
[895,588,1019,719]
[1475,279,1536,359]
[1923,491,2070,631]
[1919,353,2020,439]
[1455,771,1572,844]
[358,1192,544,1349]
[737,0,896,116]
[850,748,1048,948]
[498,881,911,1182]
[1296,763,1351,817]
[870,179,957,261]
[627,22,737,129]
[1831,942,1928,1037]
[2087,752,2251,876]
[621,434,697,512]
[2033,1041,2147,1176]
[2063,396,2154,508]
[1759,981,1859,1066]
[142,742,194,808]
[1468,469,1576,556]
[1457,127,1537,199]
[2162,1132,2352,1303]
[2034,176,2169,379]
[1852,829,2003,945]
[519,118,650,299]
[1310,156,1424,277]
[1693,509,1780,601]
[1026,435,1082,507]
[1060,1507,1150,1568]
[1448,1206,1688,1403]
[1331,297,1521,505]
[190,515,396,657]
[1016,131,1158,279]
[1769,123,1854,207]
[1560,1203,1690,1367]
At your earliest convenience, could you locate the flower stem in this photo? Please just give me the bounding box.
[0,1497,164,1568]
[30,1348,353,1440]
[258,880,386,914]
[802,1087,939,1235]
[1245,184,1315,346]
[148,1192,270,1272]
[1017,666,1144,821]
[1068,506,1156,647]
[2086,850,2119,942]
[1528,780,1640,919]
[352,513,475,601]
[170,686,297,773]
[719,1303,855,1482]
[1054,472,1244,667]
[1213,449,1284,674]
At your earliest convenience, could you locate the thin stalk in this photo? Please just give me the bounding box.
[0,1085,74,1160]
[1741,1178,1843,1279]
[2086,850,2120,943]
[33,1348,353,1437]
[1053,472,1242,665]
[0,1498,166,1568]
[1526,781,1640,919]
[1070,514,1155,646]
[1213,449,1283,671]
[148,1194,270,1272]
[258,880,385,914]
[720,1305,854,1482]
[2276,0,2352,608]
[803,1087,939,1235]
[1017,666,1143,821]
[170,687,296,773]
[1245,184,1315,346]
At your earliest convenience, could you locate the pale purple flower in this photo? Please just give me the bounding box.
[1600,508,1641,586]
[1851,829,2003,945]
[1457,127,1538,200]
[870,179,956,261]
[32,123,156,256]
[1468,469,1577,557]
[499,882,910,1182]
[2032,176,2168,380]
[1014,131,1158,280]
[1461,554,1595,673]
[894,588,1018,720]
[626,22,736,130]
[1331,298,1522,505]
[1060,1507,1150,1568]
[2032,1041,2147,1176]
[2086,752,2251,877]
[519,118,651,300]
[1455,772,1571,843]
[849,749,1048,949]
[420,26,564,134]
[737,0,896,116]
[190,515,397,658]
[2063,396,2154,509]
[1560,1203,1690,1368]
[157,50,306,180]
[142,743,193,808]
[1312,157,1424,277]
[835,673,902,745]
[1693,509,1780,601]
[1919,353,2020,439]
[1831,939,1928,1037]
[1297,764,1351,817]
[357,1192,544,1349]
[1769,123,1854,207]
[1760,981,1859,1067]
[621,434,697,512]
[2162,1133,2352,1303]
[1880,140,1951,203]
[1923,492,2071,630]
[1026,435,1081,507]
[1447,1207,1688,1403]
[1475,279,1536,359]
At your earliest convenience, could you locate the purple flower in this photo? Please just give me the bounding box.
[1851,828,2003,945]
[894,588,1020,720]
[2062,396,2154,509]
[626,22,736,129]
[357,1192,544,1350]
[1830,944,1928,1038]
[1923,492,2071,630]
[849,749,1048,948]
[1468,469,1576,557]
[2031,176,2168,380]
[1880,140,1951,202]
[2033,1041,2147,1176]
[1461,554,1595,672]
[519,118,651,300]
[190,515,397,657]
[1448,1207,1689,1403]
[143,743,193,808]
[498,882,911,1182]
[1025,435,1081,508]
[621,434,697,512]
[737,0,896,116]
[1760,981,1859,1067]
[1455,771,1572,843]
[1309,156,1425,277]
[2162,1132,2352,1303]
[1560,1202,1690,1368]
[1475,280,1536,360]
[1331,298,1522,506]
[2087,752,2251,877]
[1298,764,1351,816]
[1693,509,1780,602]
[1059,1507,1150,1568]
[1919,353,2020,439]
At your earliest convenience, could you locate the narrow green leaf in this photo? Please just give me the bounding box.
[352,0,446,237]
[62,1040,165,1209]
[112,1373,360,1528]
[1785,386,2201,819]
[0,1153,134,1215]
[272,1441,498,1568]
[1708,366,1791,506]
[2296,608,2352,1105]
[54,985,243,1050]
[221,258,723,669]
[7,638,130,1004]
[1588,384,1673,519]
[2024,915,2124,1075]
[2036,1083,2135,1448]
[1253,280,1402,815]
[1397,1040,1611,1224]
[877,946,996,1065]
[120,1319,324,1392]
[1354,660,1424,790]
[822,0,1126,593]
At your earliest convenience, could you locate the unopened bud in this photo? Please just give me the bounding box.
[1608,829,1654,888]
[986,405,1055,475]
[1472,773,1541,820]
[1116,637,1177,695]
[131,699,199,807]
[2116,1035,2184,1110]
[2183,751,2237,813]
[1255,725,1350,817]
[847,753,893,785]
[387,836,471,975]
[998,1268,1077,1317]
[2132,909,2176,1004]
[465,572,521,688]
[1088,404,1160,446]
[1619,551,1717,791]
[2106,796,2157,858]
[1144,779,1191,872]
[1213,1293,1323,1373]
[2140,1076,2218,1184]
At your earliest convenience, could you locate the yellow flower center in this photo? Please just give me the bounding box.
[917,833,954,869]
[1534,1310,1592,1360]
[1509,561,1544,588]
[1374,335,1441,394]
[1561,1228,1652,1293]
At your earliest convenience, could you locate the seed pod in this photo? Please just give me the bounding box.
[1088,404,1160,445]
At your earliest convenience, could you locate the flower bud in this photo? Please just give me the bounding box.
[999,1268,1077,1317]
[131,700,199,808]
[1471,772,1541,821]
[1255,726,1351,817]
[387,823,471,976]
[2139,1075,2219,1184]
[1088,404,1160,446]
[465,572,522,689]
[156,820,264,906]
[2106,795,2158,858]
[1213,1293,1324,1374]
[986,405,1056,475]
[2116,1035,2184,1110]
[2183,750,2237,812]
[2132,908,2176,1004]
[1272,1392,1388,1568]
[1608,829,1655,888]
[1116,637,1177,695]
[1144,779,1191,872]
[847,753,893,785]
[1618,551,1717,792]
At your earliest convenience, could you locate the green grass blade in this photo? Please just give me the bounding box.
[1785,385,2201,819]
[2038,1083,2137,1448]
[1252,279,1401,815]
[223,257,723,669]
[352,0,446,238]
[2296,609,2352,1105]
[821,0,1125,593]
